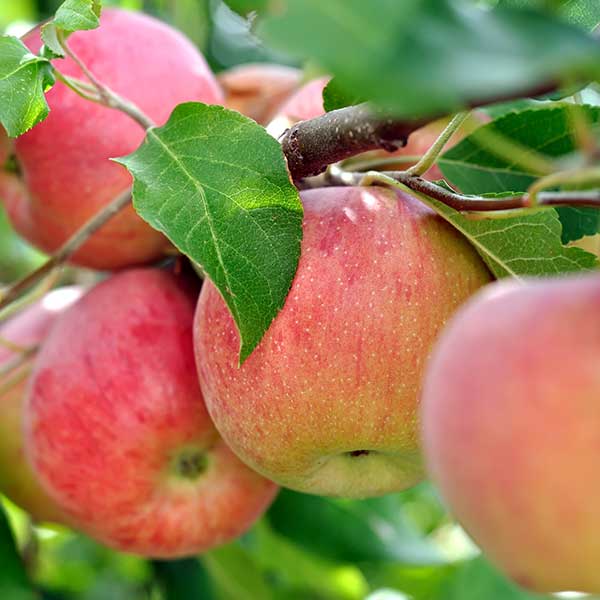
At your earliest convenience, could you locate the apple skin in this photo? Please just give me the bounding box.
[218,63,302,125]
[194,186,491,498]
[25,269,278,557]
[0,287,83,523]
[3,9,223,270]
[421,275,600,594]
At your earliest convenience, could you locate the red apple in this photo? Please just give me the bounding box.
[421,274,600,594]
[218,63,302,125]
[194,186,491,498]
[2,9,223,270]
[25,269,277,557]
[0,287,83,523]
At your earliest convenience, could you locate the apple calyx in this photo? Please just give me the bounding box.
[170,447,210,481]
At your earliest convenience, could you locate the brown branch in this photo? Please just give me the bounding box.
[282,82,560,182]
[0,189,132,311]
[282,105,429,182]
[335,168,600,211]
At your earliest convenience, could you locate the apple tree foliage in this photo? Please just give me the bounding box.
[0,0,600,597]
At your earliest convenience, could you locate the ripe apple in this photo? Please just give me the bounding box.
[218,63,302,125]
[0,286,83,523]
[194,186,491,498]
[421,274,600,594]
[2,9,223,270]
[25,269,277,557]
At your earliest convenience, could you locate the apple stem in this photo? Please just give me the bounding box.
[405,111,469,177]
[330,166,600,211]
[55,32,156,131]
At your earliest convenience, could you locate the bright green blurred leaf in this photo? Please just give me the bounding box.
[0,503,36,600]
[203,542,273,600]
[116,102,303,363]
[267,490,444,565]
[260,0,600,119]
[498,0,600,30]
[152,558,214,600]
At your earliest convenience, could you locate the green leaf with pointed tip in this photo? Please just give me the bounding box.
[403,188,597,278]
[260,0,600,119]
[41,0,102,58]
[0,503,37,600]
[116,102,303,363]
[0,36,54,137]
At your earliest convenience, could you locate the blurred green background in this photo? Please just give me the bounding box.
[0,1,570,599]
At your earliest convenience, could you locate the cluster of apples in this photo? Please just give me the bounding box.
[1,6,597,596]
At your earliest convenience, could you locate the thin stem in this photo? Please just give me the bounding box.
[328,165,600,211]
[343,154,424,171]
[0,345,37,378]
[52,70,102,103]
[527,166,600,206]
[0,189,132,311]
[0,336,29,353]
[406,112,469,177]
[0,270,61,323]
[57,33,155,130]
[0,364,31,396]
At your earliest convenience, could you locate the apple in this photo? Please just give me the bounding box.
[421,274,600,594]
[25,268,277,557]
[218,63,302,125]
[0,286,83,523]
[194,186,491,498]
[2,9,223,270]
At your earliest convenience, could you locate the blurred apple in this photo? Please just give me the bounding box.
[422,274,600,594]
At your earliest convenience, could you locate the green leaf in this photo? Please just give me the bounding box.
[116,102,303,362]
[267,489,444,565]
[152,559,214,600]
[498,0,600,31]
[555,206,600,243]
[41,0,102,58]
[0,503,37,600]
[0,36,54,137]
[410,192,597,277]
[259,0,600,119]
[438,104,600,194]
[224,0,269,16]
[436,556,541,600]
[203,543,273,600]
[323,78,365,112]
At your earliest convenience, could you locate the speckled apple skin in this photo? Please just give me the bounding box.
[194,186,491,498]
[3,9,223,270]
[422,275,600,595]
[25,269,277,557]
[0,288,82,523]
